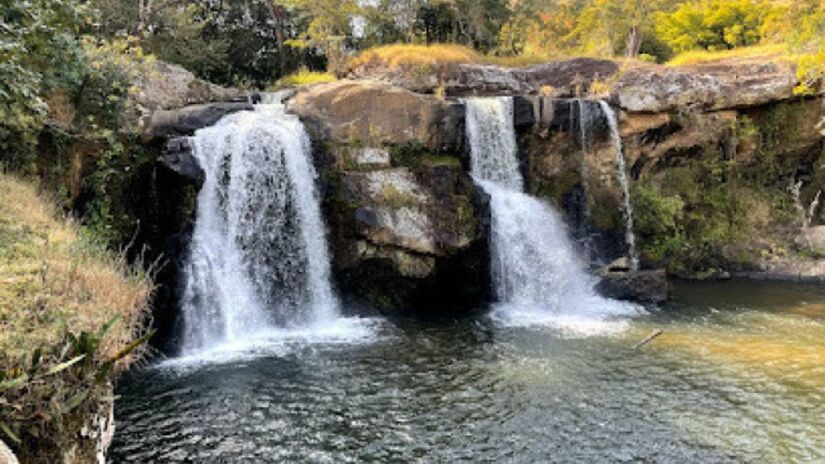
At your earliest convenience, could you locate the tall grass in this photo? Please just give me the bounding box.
[0,174,153,360]
[0,173,154,460]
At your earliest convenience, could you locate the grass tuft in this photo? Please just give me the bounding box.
[271,68,337,89]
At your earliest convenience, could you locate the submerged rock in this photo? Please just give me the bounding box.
[596,268,669,304]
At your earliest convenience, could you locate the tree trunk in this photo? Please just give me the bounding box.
[266,1,288,75]
[137,0,154,39]
[625,25,643,58]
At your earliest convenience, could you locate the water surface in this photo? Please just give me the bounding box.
[112,281,825,462]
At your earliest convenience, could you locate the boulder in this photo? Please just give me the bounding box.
[596,269,669,304]
[612,61,799,113]
[127,60,244,136]
[287,80,464,151]
[132,61,243,113]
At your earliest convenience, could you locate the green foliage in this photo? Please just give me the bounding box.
[633,140,751,271]
[0,319,152,459]
[0,0,91,171]
[389,140,430,168]
[631,183,685,261]
[654,0,778,53]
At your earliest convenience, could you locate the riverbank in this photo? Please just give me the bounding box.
[0,173,152,463]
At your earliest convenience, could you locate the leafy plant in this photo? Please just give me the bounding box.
[0,317,153,458]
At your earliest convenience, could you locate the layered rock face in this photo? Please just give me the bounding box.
[289,82,489,313]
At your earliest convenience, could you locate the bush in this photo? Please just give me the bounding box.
[631,183,686,262]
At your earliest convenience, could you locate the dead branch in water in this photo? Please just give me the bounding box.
[634,329,663,350]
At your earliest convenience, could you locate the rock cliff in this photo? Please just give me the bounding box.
[70,56,825,323]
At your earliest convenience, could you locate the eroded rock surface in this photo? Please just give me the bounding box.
[611,61,799,113]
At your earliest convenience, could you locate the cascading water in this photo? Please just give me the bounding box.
[575,99,598,260]
[465,97,634,330]
[598,100,639,271]
[180,95,340,354]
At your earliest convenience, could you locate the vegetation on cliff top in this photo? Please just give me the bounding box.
[0,173,152,459]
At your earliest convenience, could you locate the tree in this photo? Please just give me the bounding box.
[283,0,360,74]
[1,0,91,170]
[654,0,778,53]
[564,0,680,59]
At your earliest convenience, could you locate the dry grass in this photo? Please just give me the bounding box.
[667,43,791,67]
[348,44,485,71]
[0,173,152,362]
[347,43,562,73]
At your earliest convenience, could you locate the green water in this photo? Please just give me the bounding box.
[111,281,825,462]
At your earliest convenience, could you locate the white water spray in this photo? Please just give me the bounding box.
[181,95,340,353]
[598,101,639,271]
[465,97,634,331]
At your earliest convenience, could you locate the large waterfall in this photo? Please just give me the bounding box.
[465,97,633,330]
[180,96,340,353]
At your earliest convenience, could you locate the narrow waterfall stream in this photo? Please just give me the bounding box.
[465,97,634,330]
[181,96,347,354]
[598,101,640,271]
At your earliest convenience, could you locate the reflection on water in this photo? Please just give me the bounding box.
[111,281,825,463]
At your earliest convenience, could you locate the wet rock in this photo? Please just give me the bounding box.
[157,139,204,188]
[328,163,489,314]
[142,101,253,142]
[596,269,669,304]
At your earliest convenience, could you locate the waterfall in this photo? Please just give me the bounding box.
[465,97,633,329]
[575,99,597,261]
[597,101,639,271]
[180,95,339,353]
